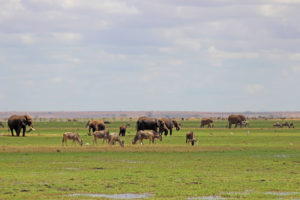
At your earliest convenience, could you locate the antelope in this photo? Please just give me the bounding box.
[132,130,162,145]
[93,129,110,145]
[108,132,124,147]
[186,131,196,146]
[62,132,83,146]
[119,124,130,136]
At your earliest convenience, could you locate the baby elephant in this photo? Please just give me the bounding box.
[93,129,110,145]
[62,132,83,146]
[186,131,196,146]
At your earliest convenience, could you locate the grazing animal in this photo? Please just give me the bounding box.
[108,132,124,147]
[132,130,162,144]
[241,120,249,128]
[0,122,4,128]
[186,131,196,146]
[228,115,246,128]
[86,120,106,136]
[281,122,290,128]
[93,129,110,145]
[8,114,34,137]
[273,122,282,128]
[159,118,181,136]
[136,116,168,132]
[289,122,295,128]
[62,132,83,146]
[119,124,130,136]
[200,118,214,128]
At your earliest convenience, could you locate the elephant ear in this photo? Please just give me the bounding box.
[24,114,33,125]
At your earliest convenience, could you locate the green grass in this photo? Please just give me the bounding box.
[0,119,299,199]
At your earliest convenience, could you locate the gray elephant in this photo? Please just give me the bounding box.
[136,116,168,133]
[159,118,181,136]
[86,120,106,136]
[8,114,34,136]
[228,115,246,128]
[200,118,214,128]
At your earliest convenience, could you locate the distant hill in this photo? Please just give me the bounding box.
[1,111,300,119]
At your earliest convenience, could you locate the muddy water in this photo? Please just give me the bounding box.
[70,193,154,199]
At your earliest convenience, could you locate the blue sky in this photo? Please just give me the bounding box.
[1,0,300,111]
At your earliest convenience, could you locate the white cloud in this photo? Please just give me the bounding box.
[206,46,259,66]
[259,4,288,17]
[51,77,63,84]
[19,34,36,45]
[247,84,264,94]
[23,80,34,86]
[0,0,24,22]
[51,32,81,43]
[290,66,300,72]
[31,0,140,14]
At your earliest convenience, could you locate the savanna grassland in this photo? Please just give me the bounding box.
[0,119,299,200]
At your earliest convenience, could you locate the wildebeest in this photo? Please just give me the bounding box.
[158,118,181,136]
[132,130,162,144]
[119,124,130,136]
[108,132,124,147]
[62,132,83,146]
[93,129,110,145]
[186,131,196,146]
[200,118,214,128]
[273,122,282,128]
[281,122,290,128]
[0,122,4,128]
[289,122,295,128]
[241,120,249,128]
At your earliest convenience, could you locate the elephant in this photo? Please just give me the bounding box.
[200,118,214,128]
[136,116,168,133]
[0,122,4,128]
[86,120,106,136]
[158,118,181,136]
[228,115,246,128]
[8,114,34,136]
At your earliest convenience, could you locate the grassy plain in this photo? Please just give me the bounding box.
[0,119,299,200]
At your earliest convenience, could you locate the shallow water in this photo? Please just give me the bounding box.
[187,196,226,200]
[70,193,154,199]
[265,191,299,196]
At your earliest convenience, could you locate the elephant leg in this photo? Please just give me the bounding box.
[170,128,172,136]
[16,127,21,136]
[10,128,14,136]
[22,127,26,137]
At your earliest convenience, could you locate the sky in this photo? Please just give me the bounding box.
[1,0,300,112]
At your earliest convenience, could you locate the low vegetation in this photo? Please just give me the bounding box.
[0,119,299,199]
